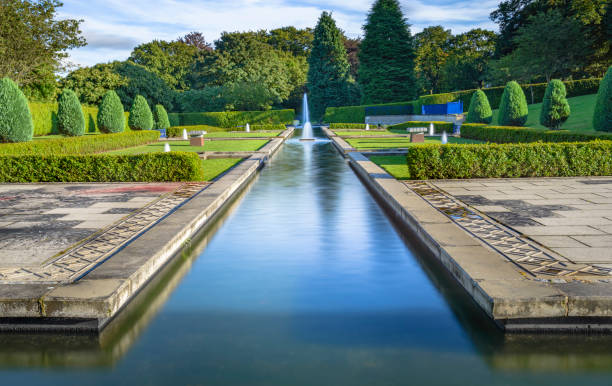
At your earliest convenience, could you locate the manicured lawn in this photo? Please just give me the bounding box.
[369,155,410,179]
[203,131,282,138]
[491,94,597,133]
[202,158,243,181]
[106,140,269,154]
[346,136,482,149]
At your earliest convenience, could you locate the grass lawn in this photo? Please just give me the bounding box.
[201,158,243,181]
[491,94,597,133]
[106,140,269,155]
[203,131,282,138]
[369,155,410,179]
[346,136,482,150]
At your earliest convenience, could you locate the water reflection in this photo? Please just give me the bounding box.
[1,129,612,384]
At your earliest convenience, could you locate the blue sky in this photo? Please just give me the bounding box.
[59,0,499,67]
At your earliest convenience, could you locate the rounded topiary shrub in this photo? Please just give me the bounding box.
[466,89,493,124]
[0,77,34,142]
[57,89,85,136]
[97,90,125,133]
[154,104,170,131]
[128,95,153,131]
[498,81,528,126]
[593,66,612,132]
[540,79,570,130]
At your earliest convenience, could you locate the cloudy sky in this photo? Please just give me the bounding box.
[59,0,500,68]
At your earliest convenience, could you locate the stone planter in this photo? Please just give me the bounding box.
[189,136,205,147]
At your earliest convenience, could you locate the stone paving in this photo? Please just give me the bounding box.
[0,183,209,284]
[426,177,612,275]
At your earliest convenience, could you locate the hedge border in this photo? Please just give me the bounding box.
[461,123,612,143]
[168,109,294,128]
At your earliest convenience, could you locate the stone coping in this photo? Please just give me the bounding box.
[0,128,293,332]
[345,151,612,332]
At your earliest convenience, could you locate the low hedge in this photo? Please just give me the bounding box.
[29,102,130,136]
[168,109,294,128]
[388,121,454,134]
[167,125,226,137]
[329,123,369,129]
[324,101,418,123]
[0,131,159,156]
[248,124,286,131]
[405,141,612,179]
[0,152,204,182]
[461,123,612,143]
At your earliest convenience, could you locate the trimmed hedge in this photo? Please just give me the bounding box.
[248,124,286,131]
[466,90,492,124]
[329,123,369,129]
[594,66,612,132]
[0,152,204,182]
[498,81,528,126]
[0,77,34,143]
[154,104,171,131]
[167,125,227,137]
[405,141,612,179]
[324,101,418,123]
[388,121,454,134]
[97,91,125,133]
[0,130,159,156]
[57,89,85,136]
[364,104,413,116]
[168,109,294,128]
[29,103,129,136]
[460,123,612,143]
[540,79,570,129]
[128,95,154,130]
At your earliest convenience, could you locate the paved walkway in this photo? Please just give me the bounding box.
[427,177,612,274]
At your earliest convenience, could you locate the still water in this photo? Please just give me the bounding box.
[1,129,612,385]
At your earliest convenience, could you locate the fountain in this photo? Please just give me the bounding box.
[182,129,188,140]
[164,143,171,152]
[246,123,250,133]
[300,93,314,141]
[429,123,435,136]
[441,131,448,144]
[365,124,370,131]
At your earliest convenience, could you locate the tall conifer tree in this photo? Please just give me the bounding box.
[307,12,354,120]
[358,0,417,104]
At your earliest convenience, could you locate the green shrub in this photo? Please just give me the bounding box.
[540,80,571,130]
[167,125,226,137]
[169,110,294,128]
[57,89,85,136]
[0,130,159,156]
[417,93,458,112]
[405,141,612,179]
[329,123,369,129]
[593,66,612,132]
[0,78,34,142]
[97,90,125,133]
[460,123,612,143]
[248,124,286,131]
[128,95,154,130]
[324,101,418,123]
[498,81,528,126]
[388,121,453,134]
[466,90,492,124]
[0,152,204,182]
[154,104,170,131]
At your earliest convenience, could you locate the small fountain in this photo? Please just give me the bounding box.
[246,123,250,133]
[441,131,448,144]
[182,129,188,140]
[300,93,314,141]
[164,143,171,152]
[429,123,435,136]
[365,124,370,131]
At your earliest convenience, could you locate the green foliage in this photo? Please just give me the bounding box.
[113,61,175,112]
[418,93,458,109]
[0,131,159,156]
[0,78,34,143]
[0,152,204,182]
[28,102,129,136]
[329,123,369,129]
[60,63,128,105]
[593,66,612,132]
[169,110,294,128]
[498,81,528,126]
[167,125,225,137]
[249,124,286,131]
[0,1,85,94]
[97,91,126,133]
[359,0,417,104]
[57,89,85,136]
[467,90,493,124]
[128,95,154,130]
[540,80,571,129]
[460,123,612,143]
[405,141,612,179]
[415,26,452,95]
[388,121,453,134]
[173,88,227,113]
[307,12,355,120]
[324,101,418,123]
[153,104,171,131]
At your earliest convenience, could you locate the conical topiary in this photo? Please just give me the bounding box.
[466,89,493,124]
[593,66,612,132]
[0,77,33,142]
[57,89,85,136]
[153,104,170,131]
[128,95,153,130]
[540,79,570,130]
[497,81,528,126]
[97,90,125,133]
